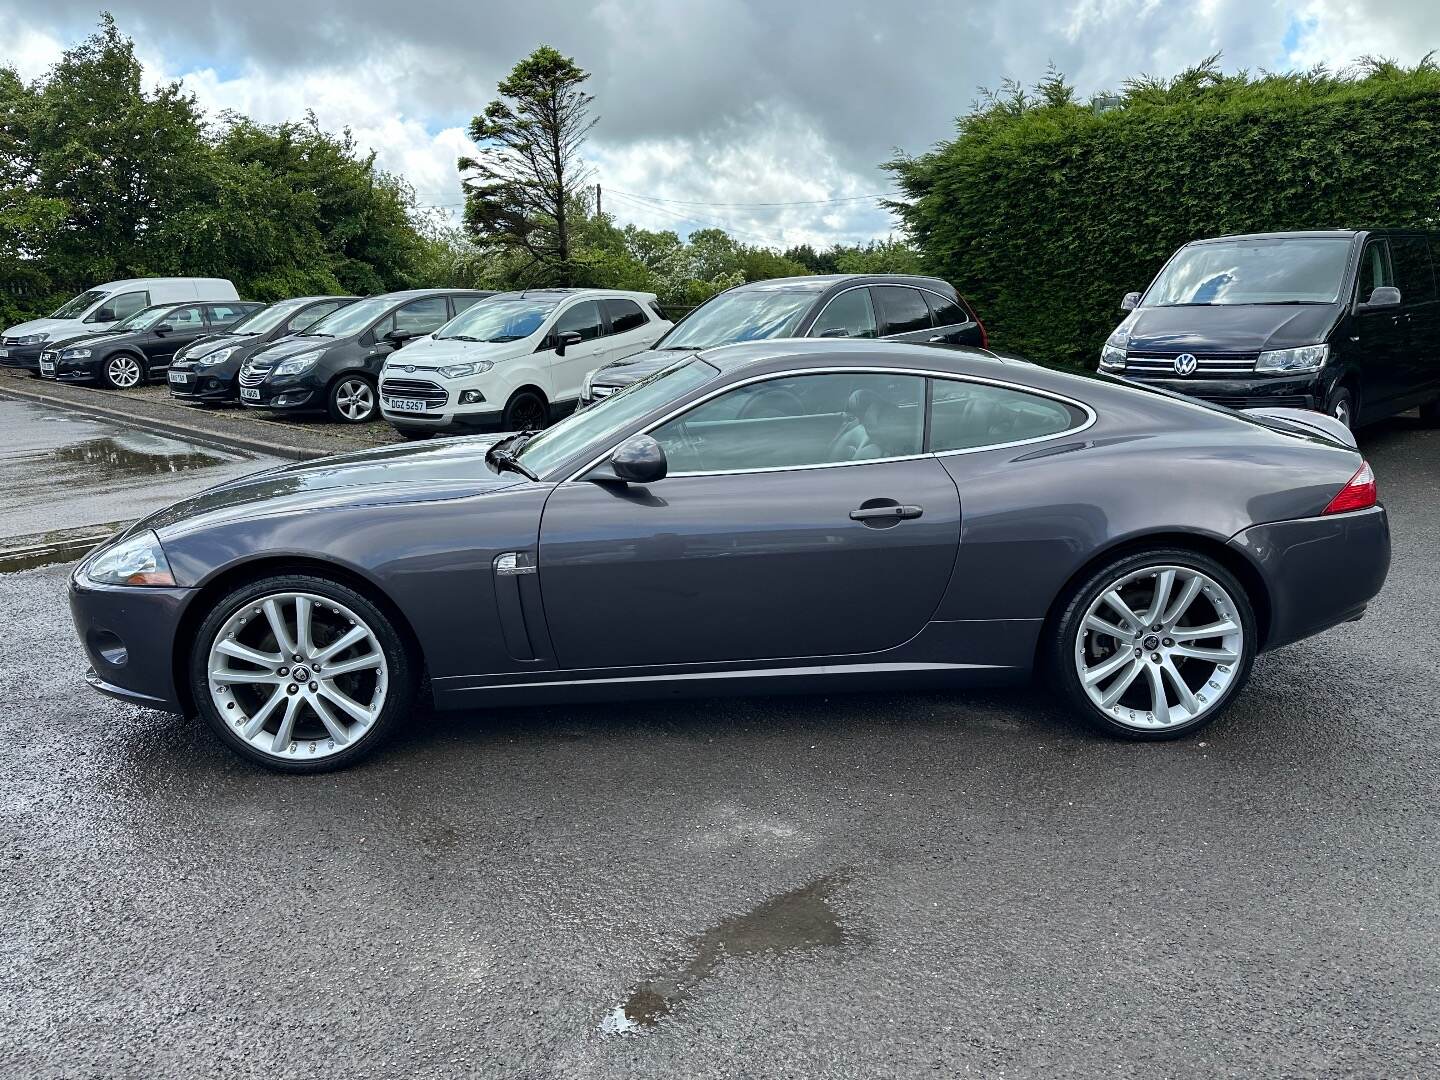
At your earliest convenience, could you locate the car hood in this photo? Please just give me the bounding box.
[383,337,527,371]
[136,434,527,540]
[4,316,91,339]
[1124,304,1341,354]
[45,328,134,350]
[185,332,248,358]
[592,348,695,387]
[250,334,340,364]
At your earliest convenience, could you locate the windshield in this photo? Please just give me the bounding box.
[302,295,396,337]
[517,358,718,476]
[226,300,308,336]
[51,290,108,319]
[112,305,173,332]
[1144,238,1352,306]
[657,288,819,349]
[437,298,555,342]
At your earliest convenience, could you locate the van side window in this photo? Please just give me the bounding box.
[1357,241,1394,303]
[95,291,149,323]
[1390,237,1437,304]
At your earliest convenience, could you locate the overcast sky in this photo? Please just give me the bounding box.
[4,1,1438,248]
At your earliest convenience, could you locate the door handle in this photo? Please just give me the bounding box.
[850,504,923,522]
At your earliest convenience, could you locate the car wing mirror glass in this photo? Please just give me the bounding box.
[1120,291,1141,311]
[589,434,667,484]
[384,328,416,345]
[1357,286,1401,312]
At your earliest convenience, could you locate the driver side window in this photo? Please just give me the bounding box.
[1358,241,1394,302]
[651,372,925,473]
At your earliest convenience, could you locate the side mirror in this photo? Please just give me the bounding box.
[153,323,173,335]
[593,434,667,485]
[384,328,417,346]
[1120,292,1141,311]
[817,327,850,338]
[1357,286,1401,312]
[554,330,582,356]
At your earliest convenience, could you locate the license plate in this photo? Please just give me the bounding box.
[241,387,261,401]
[385,397,428,413]
[168,371,189,384]
[0,348,8,358]
[40,361,55,375]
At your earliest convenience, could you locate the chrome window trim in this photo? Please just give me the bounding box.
[808,283,977,340]
[558,365,1097,483]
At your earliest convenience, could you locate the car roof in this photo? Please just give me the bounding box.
[486,288,659,301]
[728,274,957,294]
[366,288,495,300]
[1190,231,1359,244]
[692,338,1008,377]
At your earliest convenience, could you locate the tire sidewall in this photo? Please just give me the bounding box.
[1326,387,1354,430]
[1051,548,1258,740]
[503,389,548,431]
[189,574,415,772]
[328,373,377,423]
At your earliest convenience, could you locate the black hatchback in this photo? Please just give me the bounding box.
[1101,229,1440,429]
[40,300,263,389]
[578,274,985,406]
[167,295,359,404]
[238,289,494,423]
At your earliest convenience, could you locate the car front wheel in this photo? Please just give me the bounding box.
[1048,549,1257,739]
[101,352,146,390]
[328,375,377,423]
[190,574,416,772]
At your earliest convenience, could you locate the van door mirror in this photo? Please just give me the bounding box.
[1357,286,1401,312]
[92,307,116,323]
[591,434,667,484]
[554,330,582,357]
[1120,292,1142,311]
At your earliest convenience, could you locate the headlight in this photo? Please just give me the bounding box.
[437,360,494,379]
[273,350,323,376]
[1098,344,1127,371]
[1255,344,1329,374]
[85,530,175,587]
[197,346,236,367]
[60,347,92,359]
[14,332,48,345]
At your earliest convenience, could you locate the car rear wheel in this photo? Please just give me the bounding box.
[328,375,377,423]
[101,352,145,390]
[190,574,416,772]
[1326,386,1355,430]
[1048,549,1257,739]
[503,389,549,431]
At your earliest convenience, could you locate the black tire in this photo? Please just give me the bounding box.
[1046,547,1258,740]
[189,574,417,773]
[1419,396,1440,426]
[396,428,435,441]
[326,373,378,423]
[100,351,146,390]
[502,388,549,431]
[1325,386,1355,430]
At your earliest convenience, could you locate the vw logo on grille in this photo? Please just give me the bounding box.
[1173,353,1199,376]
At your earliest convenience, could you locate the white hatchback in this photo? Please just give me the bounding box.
[379,289,670,436]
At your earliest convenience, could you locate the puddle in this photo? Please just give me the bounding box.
[0,523,126,574]
[600,869,862,1034]
[51,436,233,481]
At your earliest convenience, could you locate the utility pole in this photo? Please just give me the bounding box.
[596,183,602,218]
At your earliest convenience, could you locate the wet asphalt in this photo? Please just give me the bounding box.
[1,406,1437,1079]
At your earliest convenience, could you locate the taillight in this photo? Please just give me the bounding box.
[1322,461,1377,515]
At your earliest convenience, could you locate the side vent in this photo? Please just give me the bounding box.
[493,552,538,660]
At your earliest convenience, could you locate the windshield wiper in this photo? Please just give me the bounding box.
[442,334,482,342]
[487,335,524,343]
[485,434,539,481]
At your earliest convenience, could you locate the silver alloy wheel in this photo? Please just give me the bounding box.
[108,354,142,388]
[1074,565,1244,730]
[1333,397,1351,427]
[335,378,375,421]
[207,591,389,761]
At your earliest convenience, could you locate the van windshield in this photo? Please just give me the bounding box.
[1144,237,1352,306]
[51,290,108,319]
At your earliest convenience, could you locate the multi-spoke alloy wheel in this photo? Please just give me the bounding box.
[104,354,143,389]
[192,576,413,771]
[329,377,376,423]
[1052,550,1256,739]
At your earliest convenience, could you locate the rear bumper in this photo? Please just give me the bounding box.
[1229,505,1390,651]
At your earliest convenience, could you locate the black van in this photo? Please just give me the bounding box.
[1100,230,1440,428]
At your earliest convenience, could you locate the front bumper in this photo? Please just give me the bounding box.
[383,406,504,432]
[238,378,318,411]
[1118,371,1320,411]
[69,575,194,714]
[39,352,102,382]
[0,342,45,370]
[168,365,238,401]
[1228,505,1390,651]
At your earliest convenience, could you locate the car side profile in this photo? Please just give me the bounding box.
[237,289,494,423]
[68,339,1388,772]
[578,274,985,407]
[1101,230,1440,428]
[380,288,670,437]
[167,295,360,404]
[39,300,264,388]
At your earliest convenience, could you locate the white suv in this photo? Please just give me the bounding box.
[379,289,670,436]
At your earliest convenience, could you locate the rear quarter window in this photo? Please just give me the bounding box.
[929,379,1086,451]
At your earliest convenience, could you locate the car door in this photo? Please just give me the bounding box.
[922,291,985,347]
[874,285,938,345]
[204,302,255,330]
[146,304,207,369]
[536,370,961,670]
[1350,238,1408,411]
[1388,234,1439,405]
[546,300,607,403]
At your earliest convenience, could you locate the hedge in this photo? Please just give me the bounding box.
[888,59,1440,368]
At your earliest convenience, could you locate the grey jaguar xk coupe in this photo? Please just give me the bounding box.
[68,340,1390,772]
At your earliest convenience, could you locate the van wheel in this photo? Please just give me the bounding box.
[327,375,377,423]
[503,389,549,431]
[101,352,146,389]
[1325,387,1355,430]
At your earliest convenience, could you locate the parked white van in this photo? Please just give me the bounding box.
[1,277,240,372]
[379,288,670,436]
